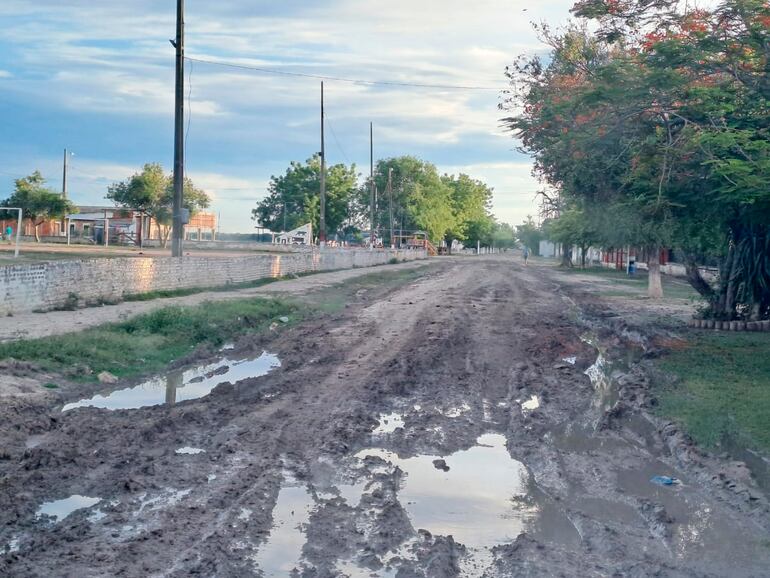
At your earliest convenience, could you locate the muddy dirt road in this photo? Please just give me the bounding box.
[2,256,769,577]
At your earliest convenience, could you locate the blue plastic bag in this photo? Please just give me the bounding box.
[650,475,679,486]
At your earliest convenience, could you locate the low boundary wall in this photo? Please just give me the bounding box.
[0,248,427,315]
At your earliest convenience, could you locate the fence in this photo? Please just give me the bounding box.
[0,248,426,315]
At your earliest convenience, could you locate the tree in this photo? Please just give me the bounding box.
[252,155,358,240]
[107,163,211,248]
[1,171,76,242]
[546,208,601,268]
[442,174,495,252]
[407,177,457,244]
[488,222,517,249]
[516,216,543,256]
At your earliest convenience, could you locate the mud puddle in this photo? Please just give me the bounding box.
[252,434,560,576]
[372,412,405,435]
[62,352,280,411]
[36,495,101,523]
[347,433,539,576]
[175,447,205,455]
[251,474,315,576]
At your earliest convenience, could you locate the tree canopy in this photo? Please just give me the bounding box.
[252,155,358,239]
[503,0,770,316]
[256,154,505,249]
[1,171,76,242]
[107,163,211,247]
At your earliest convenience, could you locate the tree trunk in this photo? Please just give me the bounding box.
[716,242,736,318]
[581,245,587,268]
[647,247,664,299]
[683,253,713,298]
[162,226,171,249]
[724,247,739,319]
[156,221,163,247]
[34,221,41,243]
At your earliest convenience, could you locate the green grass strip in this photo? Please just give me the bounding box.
[655,332,770,453]
[0,297,297,380]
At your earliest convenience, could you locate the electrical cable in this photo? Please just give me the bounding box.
[324,114,351,165]
[185,59,193,162]
[184,56,503,91]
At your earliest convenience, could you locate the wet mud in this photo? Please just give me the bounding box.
[1,257,768,577]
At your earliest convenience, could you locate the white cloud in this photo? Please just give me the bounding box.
[0,0,577,229]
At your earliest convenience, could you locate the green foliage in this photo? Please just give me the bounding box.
[503,0,770,315]
[255,154,500,247]
[0,297,296,379]
[441,174,495,248]
[107,163,211,247]
[252,155,358,239]
[515,216,542,255]
[1,171,77,242]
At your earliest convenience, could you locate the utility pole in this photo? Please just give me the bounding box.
[170,0,185,257]
[369,122,375,249]
[319,81,326,247]
[387,168,394,248]
[62,148,69,199]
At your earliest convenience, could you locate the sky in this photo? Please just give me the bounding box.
[0,1,575,233]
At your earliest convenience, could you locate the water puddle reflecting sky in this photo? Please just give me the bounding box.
[355,433,532,576]
[62,352,280,411]
[175,447,206,455]
[373,412,405,434]
[520,395,540,412]
[36,495,101,522]
[252,478,314,576]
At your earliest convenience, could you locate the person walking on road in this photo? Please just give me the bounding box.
[522,245,530,266]
[5,225,12,244]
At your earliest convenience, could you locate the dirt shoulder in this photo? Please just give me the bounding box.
[1,256,768,577]
[0,259,436,343]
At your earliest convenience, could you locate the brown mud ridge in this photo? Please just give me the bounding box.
[1,257,769,577]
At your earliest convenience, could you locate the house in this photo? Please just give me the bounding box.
[1,205,217,246]
[274,223,312,245]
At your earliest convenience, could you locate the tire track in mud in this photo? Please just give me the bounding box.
[2,257,769,577]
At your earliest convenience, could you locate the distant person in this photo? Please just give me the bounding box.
[5,225,12,244]
[522,246,530,266]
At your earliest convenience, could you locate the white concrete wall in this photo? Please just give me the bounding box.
[0,248,427,315]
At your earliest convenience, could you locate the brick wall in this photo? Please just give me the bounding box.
[0,249,427,315]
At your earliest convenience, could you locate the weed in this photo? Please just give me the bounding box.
[42,382,59,389]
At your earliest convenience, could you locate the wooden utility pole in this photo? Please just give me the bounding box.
[171,0,185,257]
[319,82,326,246]
[369,122,374,249]
[387,168,394,248]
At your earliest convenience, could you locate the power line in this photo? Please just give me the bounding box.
[184,56,503,91]
[185,58,193,161]
[324,114,351,165]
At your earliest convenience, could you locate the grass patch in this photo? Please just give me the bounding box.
[123,276,283,302]
[558,266,698,300]
[0,297,297,380]
[42,382,59,389]
[654,332,770,453]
